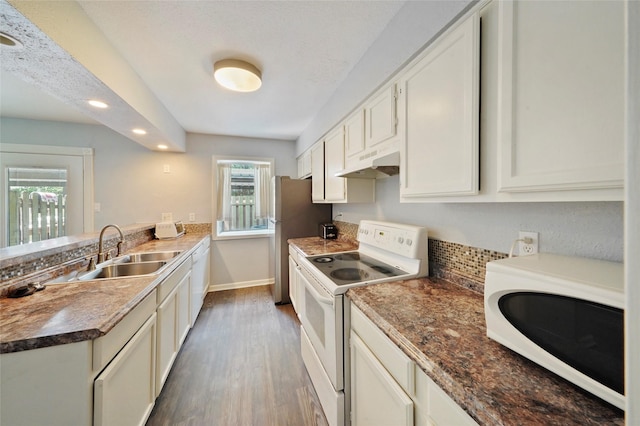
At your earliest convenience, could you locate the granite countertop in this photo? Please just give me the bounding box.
[287,236,358,256]
[348,280,623,425]
[0,233,209,354]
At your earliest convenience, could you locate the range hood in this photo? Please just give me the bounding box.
[335,151,400,179]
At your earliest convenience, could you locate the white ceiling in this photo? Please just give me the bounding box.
[1,0,406,143]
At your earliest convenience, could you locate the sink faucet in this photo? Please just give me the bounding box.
[97,224,125,264]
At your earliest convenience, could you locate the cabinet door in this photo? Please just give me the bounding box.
[400,12,480,199]
[311,142,325,202]
[497,0,624,192]
[156,286,178,396]
[298,150,312,179]
[324,128,346,202]
[288,255,299,315]
[365,83,397,148]
[345,109,366,163]
[177,271,191,347]
[94,314,156,426]
[350,332,413,426]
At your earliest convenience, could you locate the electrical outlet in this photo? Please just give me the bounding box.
[161,212,173,222]
[189,213,196,222]
[518,231,539,255]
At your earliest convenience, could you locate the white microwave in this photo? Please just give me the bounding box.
[484,253,624,410]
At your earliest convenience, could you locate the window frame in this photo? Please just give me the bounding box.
[211,155,274,241]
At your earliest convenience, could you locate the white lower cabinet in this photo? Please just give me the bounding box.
[351,332,413,426]
[156,257,192,396]
[0,289,157,426]
[94,313,157,426]
[0,238,209,426]
[350,303,477,426]
[191,238,210,325]
[288,252,299,315]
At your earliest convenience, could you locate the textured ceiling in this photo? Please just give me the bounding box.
[1,0,406,143]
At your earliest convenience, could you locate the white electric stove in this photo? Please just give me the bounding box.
[296,220,428,426]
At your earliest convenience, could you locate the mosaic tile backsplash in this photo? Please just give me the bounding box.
[334,220,508,294]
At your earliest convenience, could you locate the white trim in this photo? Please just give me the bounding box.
[208,279,273,292]
[211,229,273,241]
[626,0,639,420]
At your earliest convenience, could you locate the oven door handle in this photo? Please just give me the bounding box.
[300,271,334,306]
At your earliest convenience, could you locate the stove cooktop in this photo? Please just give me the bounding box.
[307,251,409,286]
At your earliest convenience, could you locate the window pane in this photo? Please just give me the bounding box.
[6,167,68,246]
[215,159,272,235]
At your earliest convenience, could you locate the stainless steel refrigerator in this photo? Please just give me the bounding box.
[269,176,332,304]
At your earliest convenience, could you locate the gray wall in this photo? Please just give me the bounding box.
[1,117,298,286]
[0,117,297,228]
[337,176,623,262]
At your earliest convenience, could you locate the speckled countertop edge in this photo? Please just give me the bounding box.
[0,233,209,354]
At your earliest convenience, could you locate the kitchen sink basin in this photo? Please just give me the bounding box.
[77,261,168,281]
[119,251,183,263]
[45,250,183,284]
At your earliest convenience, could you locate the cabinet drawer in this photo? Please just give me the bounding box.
[157,257,192,303]
[93,290,156,372]
[288,245,301,263]
[351,305,415,395]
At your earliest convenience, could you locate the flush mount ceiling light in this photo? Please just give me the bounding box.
[88,99,109,109]
[132,128,147,135]
[0,32,23,49]
[213,59,262,92]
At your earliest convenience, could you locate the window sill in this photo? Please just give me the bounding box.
[212,229,274,241]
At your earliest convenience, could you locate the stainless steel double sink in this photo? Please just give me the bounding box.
[48,251,183,283]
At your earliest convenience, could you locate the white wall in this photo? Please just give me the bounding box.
[0,117,297,285]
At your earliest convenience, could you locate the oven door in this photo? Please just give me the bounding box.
[298,264,344,391]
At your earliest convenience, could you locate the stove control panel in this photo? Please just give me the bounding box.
[358,220,427,258]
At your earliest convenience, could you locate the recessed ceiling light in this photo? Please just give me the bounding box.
[132,128,147,135]
[213,59,262,92]
[0,32,23,49]
[157,144,168,150]
[88,99,109,109]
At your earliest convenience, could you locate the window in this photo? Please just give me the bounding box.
[0,144,94,248]
[212,156,274,239]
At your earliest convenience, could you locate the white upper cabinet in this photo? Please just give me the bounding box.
[344,109,366,163]
[399,12,480,200]
[297,148,312,179]
[496,0,624,193]
[365,83,398,148]
[311,142,325,202]
[311,128,375,204]
[324,127,347,202]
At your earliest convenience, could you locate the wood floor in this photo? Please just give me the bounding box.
[146,285,328,426]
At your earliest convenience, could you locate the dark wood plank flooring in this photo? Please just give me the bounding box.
[146,285,328,426]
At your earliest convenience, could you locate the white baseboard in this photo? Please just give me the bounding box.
[208,278,274,292]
